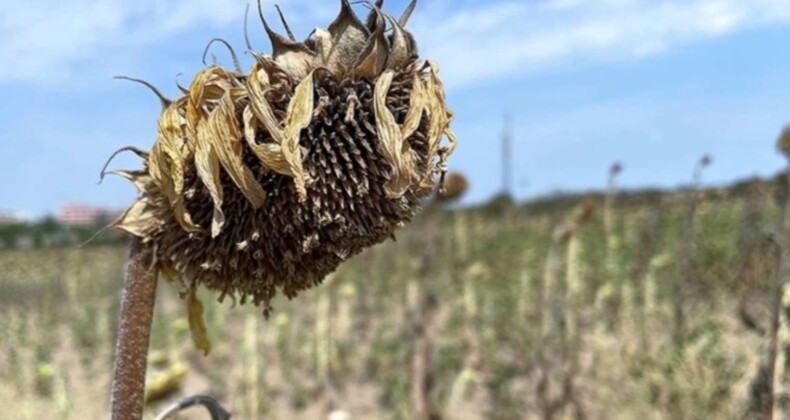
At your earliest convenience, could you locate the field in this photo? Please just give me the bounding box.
[0,178,783,419]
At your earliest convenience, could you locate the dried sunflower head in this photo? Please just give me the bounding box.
[779,126,790,158]
[110,0,456,315]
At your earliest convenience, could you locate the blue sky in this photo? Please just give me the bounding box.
[1,0,790,218]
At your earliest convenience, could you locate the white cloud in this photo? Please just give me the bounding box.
[410,0,790,88]
[0,0,331,84]
[3,0,790,88]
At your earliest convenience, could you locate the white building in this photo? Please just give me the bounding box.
[58,204,122,226]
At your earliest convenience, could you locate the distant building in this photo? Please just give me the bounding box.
[58,204,123,226]
[0,210,29,224]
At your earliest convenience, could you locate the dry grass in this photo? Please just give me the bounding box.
[0,184,778,419]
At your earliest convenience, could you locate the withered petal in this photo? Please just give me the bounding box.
[243,105,292,175]
[402,72,426,140]
[187,287,212,356]
[282,71,316,200]
[194,117,225,238]
[113,197,161,239]
[208,94,267,209]
[373,70,414,197]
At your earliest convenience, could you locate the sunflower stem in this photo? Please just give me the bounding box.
[110,237,158,420]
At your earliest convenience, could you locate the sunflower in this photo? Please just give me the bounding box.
[110,0,456,317]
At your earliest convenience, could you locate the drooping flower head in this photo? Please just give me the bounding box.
[437,172,469,202]
[778,126,790,158]
[110,0,456,317]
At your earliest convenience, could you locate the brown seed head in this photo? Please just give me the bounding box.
[437,171,469,202]
[553,198,596,244]
[110,0,456,314]
[610,161,623,177]
[778,126,790,158]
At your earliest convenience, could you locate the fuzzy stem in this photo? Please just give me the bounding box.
[409,218,441,420]
[541,242,562,338]
[596,165,621,332]
[243,313,262,418]
[110,237,157,420]
[770,160,790,419]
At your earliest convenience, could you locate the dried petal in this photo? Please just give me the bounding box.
[282,71,316,199]
[402,72,426,140]
[113,197,160,238]
[149,102,201,232]
[246,62,286,145]
[208,93,266,209]
[243,105,292,175]
[195,117,225,238]
[422,61,456,183]
[373,70,413,197]
[159,263,180,282]
[187,287,211,356]
[246,62,315,198]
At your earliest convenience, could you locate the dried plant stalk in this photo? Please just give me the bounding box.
[409,218,442,420]
[674,155,711,346]
[565,200,595,340]
[596,162,622,331]
[316,274,337,413]
[243,313,262,418]
[630,208,662,347]
[536,200,595,419]
[110,238,157,420]
[771,132,790,419]
[541,239,562,338]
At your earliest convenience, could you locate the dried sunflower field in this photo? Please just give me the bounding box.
[2,1,789,419]
[0,174,784,419]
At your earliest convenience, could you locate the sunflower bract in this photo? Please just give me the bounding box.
[113,0,456,314]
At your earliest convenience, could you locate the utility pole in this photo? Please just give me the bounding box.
[502,114,513,197]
